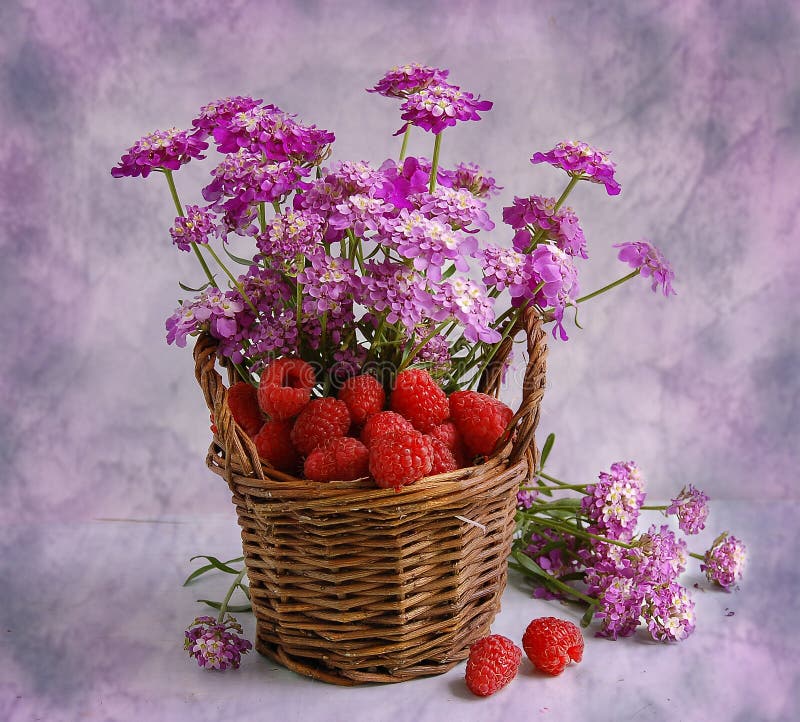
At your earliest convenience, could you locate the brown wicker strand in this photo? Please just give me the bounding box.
[191,312,548,684]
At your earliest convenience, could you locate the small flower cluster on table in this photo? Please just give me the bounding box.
[110,62,743,674]
[514,443,746,645]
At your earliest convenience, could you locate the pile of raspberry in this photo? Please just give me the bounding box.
[224,358,514,488]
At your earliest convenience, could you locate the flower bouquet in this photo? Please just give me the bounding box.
[112,64,744,685]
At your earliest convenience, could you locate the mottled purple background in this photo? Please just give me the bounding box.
[2,0,799,525]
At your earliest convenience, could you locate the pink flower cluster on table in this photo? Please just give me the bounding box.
[184,616,252,670]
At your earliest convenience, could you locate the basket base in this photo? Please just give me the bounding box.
[255,627,468,686]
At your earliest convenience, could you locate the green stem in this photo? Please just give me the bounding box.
[538,471,589,488]
[530,518,636,549]
[553,175,580,213]
[429,132,443,193]
[641,505,669,511]
[509,555,596,605]
[690,552,705,561]
[399,126,411,162]
[576,270,640,304]
[258,202,267,233]
[398,320,449,372]
[217,567,247,623]
[272,200,282,215]
[163,169,216,288]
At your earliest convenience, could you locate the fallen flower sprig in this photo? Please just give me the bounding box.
[512,434,746,642]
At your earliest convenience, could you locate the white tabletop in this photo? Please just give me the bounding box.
[1,501,796,722]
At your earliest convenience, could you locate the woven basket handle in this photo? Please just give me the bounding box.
[478,307,547,467]
[193,334,266,480]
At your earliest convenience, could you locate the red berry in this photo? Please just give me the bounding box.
[290,398,351,456]
[304,437,370,482]
[429,421,468,468]
[254,420,299,474]
[337,374,386,426]
[464,634,522,697]
[210,413,218,436]
[522,617,584,676]
[449,391,513,458]
[227,382,264,437]
[390,369,449,433]
[360,411,413,447]
[369,429,433,489]
[257,357,316,420]
[427,435,458,475]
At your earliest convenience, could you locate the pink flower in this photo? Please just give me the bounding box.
[531,140,620,196]
[367,63,449,98]
[111,128,208,178]
[396,82,492,135]
[614,240,676,296]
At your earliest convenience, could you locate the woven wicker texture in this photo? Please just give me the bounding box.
[193,308,547,684]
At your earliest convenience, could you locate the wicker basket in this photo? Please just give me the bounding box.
[192,308,547,684]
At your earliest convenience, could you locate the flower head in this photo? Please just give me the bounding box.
[357,260,434,329]
[503,195,588,258]
[581,461,646,541]
[643,583,696,642]
[111,128,208,178]
[475,244,533,298]
[257,208,325,266]
[701,532,746,590]
[397,82,492,135]
[614,240,676,296]
[368,63,450,98]
[190,95,263,139]
[415,187,495,232]
[165,288,244,348]
[438,162,502,198]
[531,140,620,196]
[184,615,252,671]
[527,245,580,340]
[212,105,334,165]
[432,277,501,344]
[170,205,216,252]
[666,484,710,535]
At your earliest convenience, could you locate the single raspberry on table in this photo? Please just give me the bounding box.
[464,634,522,697]
[257,357,316,420]
[369,428,433,489]
[290,398,351,456]
[304,437,370,482]
[254,420,299,474]
[427,435,458,475]
[337,374,386,426]
[360,411,413,447]
[389,369,449,433]
[522,617,584,676]
[429,421,468,468]
[227,382,264,437]
[449,391,513,457]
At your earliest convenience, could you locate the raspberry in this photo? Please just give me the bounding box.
[369,429,433,489]
[257,357,316,420]
[464,634,522,697]
[304,437,370,482]
[360,411,413,447]
[429,421,468,468]
[254,420,299,474]
[290,398,351,456]
[522,617,584,676]
[449,391,513,458]
[337,374,386,426]
[427,435,458,475]
[389,369,449,433]
[227,382,264,437]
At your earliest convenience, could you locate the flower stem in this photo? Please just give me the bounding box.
[576,270,640,304]
[641,505,668,511]
[509,554,596,605]
[554,175,580,213]
[258,202,267,233]
[399,126,411,162]
[429,132,443,193]
[530,517,636,549]
[217,567,247,623]
[538,471,589,489]
[163,169,216,288]
[690,552,705,561]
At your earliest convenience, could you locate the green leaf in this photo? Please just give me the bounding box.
[183,555,244,585]
[196,599,253,613]
[440,263,457,280]
[580,603,597,628]
[539,433,556,469]
[179,280,212,293]
[223,244,254,266]
[510,549,551,580]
